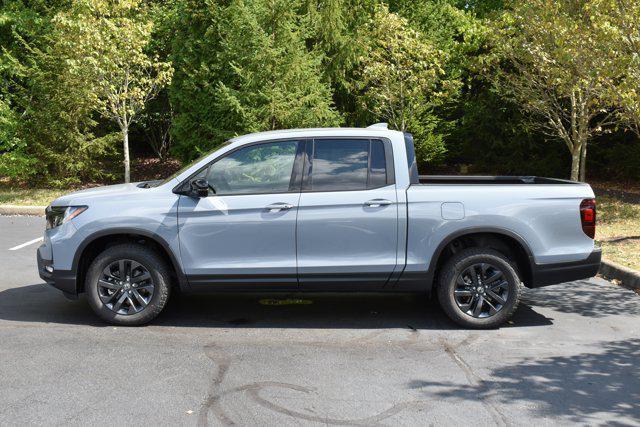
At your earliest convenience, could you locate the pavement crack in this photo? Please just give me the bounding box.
[197,343,234,427]
[245,382,431,426]
[197,343,433,426]
[442,338,509,427]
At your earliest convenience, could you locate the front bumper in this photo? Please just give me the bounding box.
[37,244,77,297]
[529,248,602,288]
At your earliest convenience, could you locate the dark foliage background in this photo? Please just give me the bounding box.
[1,0,638,186]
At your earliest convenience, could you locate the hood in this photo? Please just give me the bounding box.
[50,182,154,206]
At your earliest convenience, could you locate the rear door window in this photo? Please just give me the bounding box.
[303,139,389,192]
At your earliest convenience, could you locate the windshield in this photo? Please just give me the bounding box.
[159,140,234,185]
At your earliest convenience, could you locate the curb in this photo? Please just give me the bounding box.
[599,258,640,291]
[0,205,46,216]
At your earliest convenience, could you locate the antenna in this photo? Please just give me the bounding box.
[367,123,388,129]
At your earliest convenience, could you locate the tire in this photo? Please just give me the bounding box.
[437,247,521,329]
[85,243,171,325]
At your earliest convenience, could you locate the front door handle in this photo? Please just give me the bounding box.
[365,199,392,208]
[265,202,294,212]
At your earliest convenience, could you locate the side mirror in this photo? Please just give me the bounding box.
[190,178,211,198]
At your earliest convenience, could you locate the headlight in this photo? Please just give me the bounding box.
[45,206,88,229]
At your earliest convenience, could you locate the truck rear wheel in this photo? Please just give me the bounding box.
[437,247,521,328]
[85,243,171,325]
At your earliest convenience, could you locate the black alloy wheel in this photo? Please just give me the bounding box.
[98,259,155,315]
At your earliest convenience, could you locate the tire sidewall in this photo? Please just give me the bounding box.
[85,245,170,325]
[438,249,521,328]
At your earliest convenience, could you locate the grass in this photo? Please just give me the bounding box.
[0,187,69,206]
[597,195,640,271]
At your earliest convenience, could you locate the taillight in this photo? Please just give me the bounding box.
[580,198,596,239]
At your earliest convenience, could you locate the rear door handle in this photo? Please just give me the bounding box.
[365,199,392,208]
[265,202,294,212]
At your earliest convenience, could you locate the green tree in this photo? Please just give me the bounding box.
[0,98,34,178]
[487,0,616,181]
[52,0,173,183]
[301,0,377,126]
[2,0,119,185]
[0,0,67,181]
[170,0,341,161]
[591,0,640,137]
[388,0,490,165]
[356,4,457,162]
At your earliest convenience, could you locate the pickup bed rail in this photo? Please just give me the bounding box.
[418,175,577,185]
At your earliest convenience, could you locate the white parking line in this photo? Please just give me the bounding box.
[9,237,43,251]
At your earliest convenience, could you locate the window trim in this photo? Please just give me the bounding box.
[173,138,307,197]
[300,137,396,193]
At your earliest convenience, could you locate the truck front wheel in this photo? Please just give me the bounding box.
[85,244,171,325]
[437,248,521,328]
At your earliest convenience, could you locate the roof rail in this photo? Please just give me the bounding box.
[367,122,388,129]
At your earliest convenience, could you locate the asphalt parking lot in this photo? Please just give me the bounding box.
[0,215,639,426]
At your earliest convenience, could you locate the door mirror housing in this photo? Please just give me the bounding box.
[190,178,211,198]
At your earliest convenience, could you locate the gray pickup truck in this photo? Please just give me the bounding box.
[38,124,601,328]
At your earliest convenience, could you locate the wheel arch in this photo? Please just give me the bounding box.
[428,227,534,289]
[72,228,188,294]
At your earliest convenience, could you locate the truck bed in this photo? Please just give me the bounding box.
[405,176,595,267]
[418,175,577,185]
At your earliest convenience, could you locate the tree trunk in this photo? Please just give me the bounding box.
[579,140,587,182]
[570,146,581,181]
[123,128,130,183]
